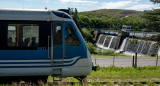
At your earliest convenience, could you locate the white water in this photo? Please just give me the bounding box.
[119,38,127,51]
[96,34,160,56]
[147,42,154,55]
[108,36,114,48]
[158,46,160,56]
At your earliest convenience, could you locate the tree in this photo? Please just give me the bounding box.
[142,0,160,32]
[73,8,78,19]
[77,16,91,28]
[142,9,160,32]
[68,7,78,20]
[150,0,160,4]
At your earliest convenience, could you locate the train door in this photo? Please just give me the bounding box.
[51,22,65,65]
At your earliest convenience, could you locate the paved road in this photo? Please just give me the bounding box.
[92,57,160,67]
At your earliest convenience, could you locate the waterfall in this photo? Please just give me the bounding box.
[103,35,111,49]
[96,34,105,48]
[102,35,108,48]
[96,34,102,45]
[136,40,143,54]
[147,42,159,55]
[140,41,145,55]
[108,36,114,49]
[158,46,160,56]
[119,38,127,51]
[109,36,118,49]
[141,41,151,55]
[95,34,160,56]
[136,40,141,52]
[147,42,154,55]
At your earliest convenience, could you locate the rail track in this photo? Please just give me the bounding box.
[48,81,160,84]
[11,81,160,86]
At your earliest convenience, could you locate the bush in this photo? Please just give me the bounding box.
[86,42,97,54]
[150,51,156,57]
[97,49,118,56]
[82,28,94,42]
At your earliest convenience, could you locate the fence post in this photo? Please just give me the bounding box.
[132,55,135,67]
[113,56,115,66]
[95,58,97,65]
[135,52,137,68]
[156,54,159,68]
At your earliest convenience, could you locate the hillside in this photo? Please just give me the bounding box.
[78,9,143,19]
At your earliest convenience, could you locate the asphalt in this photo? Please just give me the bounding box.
[92,57,160,67]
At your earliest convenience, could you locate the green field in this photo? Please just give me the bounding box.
[1,66,160,86]
[47,66,160,86]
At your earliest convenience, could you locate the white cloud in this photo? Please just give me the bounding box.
[135,0,140,2]
[101,1,132,9]
[132,0,141,4]
[127,4,155,10]
[60,0,98,3]
[43,0,50,3]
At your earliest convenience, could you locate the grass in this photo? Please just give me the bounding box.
[48,66,160,85]
[88,65,160,82]
[1,66,160,86]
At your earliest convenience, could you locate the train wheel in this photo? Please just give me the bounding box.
[75,76,87,86]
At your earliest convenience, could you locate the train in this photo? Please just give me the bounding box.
[0,9,95,83]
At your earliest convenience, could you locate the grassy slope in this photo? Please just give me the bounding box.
[78,9,143,18]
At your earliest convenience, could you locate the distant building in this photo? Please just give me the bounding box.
[121,25,131,32]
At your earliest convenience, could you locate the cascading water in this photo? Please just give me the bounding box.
[108,36,114,49]
[119,38,127,51]
[96,34,160,56]
[140,41,151,55]
[147,42,159,55]
[96,34,118,50]
[109,36,118,49]
[121,38,160,56]
[103,36,111,48]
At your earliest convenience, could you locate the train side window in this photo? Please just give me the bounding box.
[66,24,80,46]
[54,24,62,44]
[8,24,39,47]
[8,25,17,47]
[22,25,39,47]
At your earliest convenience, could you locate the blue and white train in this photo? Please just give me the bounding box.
[0,9,94,83]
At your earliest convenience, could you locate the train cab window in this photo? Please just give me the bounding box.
[66,24,80,46]
[7,24,39,47]
[54,24,62,44]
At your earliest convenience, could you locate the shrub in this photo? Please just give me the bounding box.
[82,28,94,41]
[97,49,118,56]
[150,51,156,57]
[86,42,97,54]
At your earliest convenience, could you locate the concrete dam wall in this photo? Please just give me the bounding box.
[96,34,160,56]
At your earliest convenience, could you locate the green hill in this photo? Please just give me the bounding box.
[77,9,146,31]
[78,9,143,19]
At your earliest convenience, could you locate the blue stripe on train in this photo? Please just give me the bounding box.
[0,58,81,68]
[0,61,73,64]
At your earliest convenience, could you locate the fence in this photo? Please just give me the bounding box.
[93,54,159,67]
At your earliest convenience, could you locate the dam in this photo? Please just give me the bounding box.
[95,31,160,56]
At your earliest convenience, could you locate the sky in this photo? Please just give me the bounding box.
[0,0,159,12]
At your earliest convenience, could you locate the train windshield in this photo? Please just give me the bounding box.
[66,24,80,46]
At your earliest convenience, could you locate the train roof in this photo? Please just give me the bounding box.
[0,9,72,21]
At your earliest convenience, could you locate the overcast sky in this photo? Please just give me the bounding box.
[0,0,159,12]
